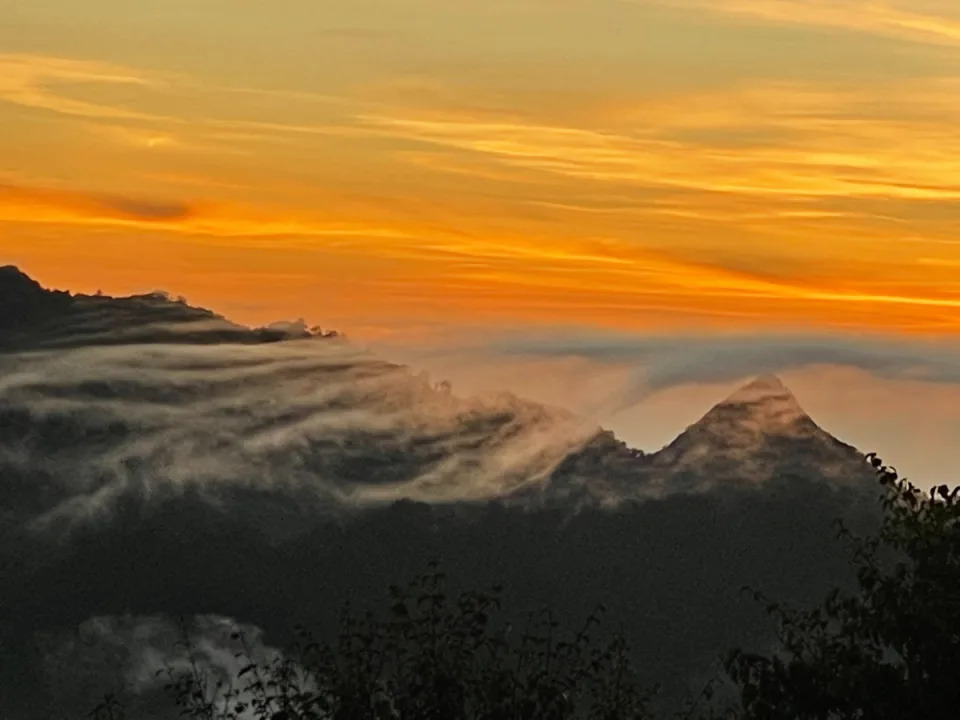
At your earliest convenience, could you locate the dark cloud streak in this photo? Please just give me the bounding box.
[0,182,194,222]
[492,330,960,401]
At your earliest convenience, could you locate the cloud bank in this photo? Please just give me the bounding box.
[0,340,598,538]
[485,329,960,404]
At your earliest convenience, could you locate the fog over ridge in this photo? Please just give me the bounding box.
[0,267,885,718]
[0,336,601,536]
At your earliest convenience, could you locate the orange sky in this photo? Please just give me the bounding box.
[4,0,960,339]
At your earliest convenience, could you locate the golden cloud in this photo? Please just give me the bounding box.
[360,78,960,202]
[0,181,412,244]
[656,0,960,49]
[0,54,160,121]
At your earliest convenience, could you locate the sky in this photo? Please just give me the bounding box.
[3,0,960,480]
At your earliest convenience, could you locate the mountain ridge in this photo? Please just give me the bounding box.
[0,267,881,716]
[0,266,874,515]
[0,265,340,349]
[639,372,870,491]
[543,370,872,502]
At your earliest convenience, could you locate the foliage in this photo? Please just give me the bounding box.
[90,561,654,720]
[85,453,960,720]
[725,455,960,719]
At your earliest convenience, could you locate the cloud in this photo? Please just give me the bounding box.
[100,196,194,221]
[6,174,960,338]
[0,183,194,223]
[0,52,374,161]
[6,54,960,338]
[0,280,592,532]
[0,180,419,243]
[656,0,960,50]
[0,54,159,121]
[0,335,597,535]
[361,77,960,202]
[35,614,288,718]
[486,329,960,406]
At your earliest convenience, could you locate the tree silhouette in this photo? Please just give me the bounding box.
[82,454,960,720]
[725,455,960,719]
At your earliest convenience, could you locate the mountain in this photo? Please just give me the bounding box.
[0,267,873,519]
[0,268,599,533]
[0,267,882,717]
[543,374,872,503]
[640,373,872,489]
[0,267,874,518]
[0,266,339,350]
[0,265,71,338]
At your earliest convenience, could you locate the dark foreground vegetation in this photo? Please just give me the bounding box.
[84,457,960,719]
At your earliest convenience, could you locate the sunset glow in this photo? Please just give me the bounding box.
[4,0,960,338]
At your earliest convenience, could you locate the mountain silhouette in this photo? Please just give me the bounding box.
[641,372,871,490]
[0,268,882,717]
[543,373,872,503]
[0,265,71,339]
[0,267,872,513]
[0,266,338,350]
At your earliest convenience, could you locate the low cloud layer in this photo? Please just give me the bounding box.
[0,338,597,537]
[376,328,960,485]
[487,329,960,404]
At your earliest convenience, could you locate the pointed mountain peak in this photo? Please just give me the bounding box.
[723,374,792,404]
[637,370,870,492]
[744,373,785,391]
[712,373,808,430]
